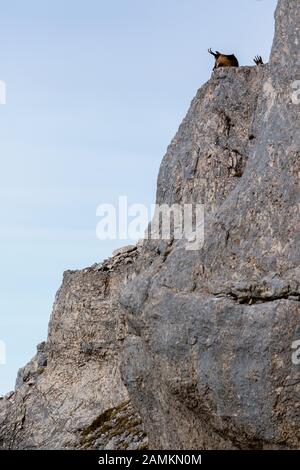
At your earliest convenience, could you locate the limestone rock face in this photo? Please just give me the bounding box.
[0,248,147,450]
[0,0,299,450]
[121,0,300,449]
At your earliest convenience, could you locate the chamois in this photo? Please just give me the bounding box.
[208,48,239,70]
[254,55,264,65]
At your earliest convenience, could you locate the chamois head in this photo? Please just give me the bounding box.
[208,48,221,59]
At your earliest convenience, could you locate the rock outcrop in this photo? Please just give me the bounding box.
[0,246,147,449]
[0,0,299,450]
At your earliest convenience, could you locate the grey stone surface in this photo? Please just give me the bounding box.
[0,0,299,450]
[0,249,147,450]
[120,0,300,449]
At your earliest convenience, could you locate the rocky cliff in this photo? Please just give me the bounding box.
[1,0,299,450]
[0,246,147,449]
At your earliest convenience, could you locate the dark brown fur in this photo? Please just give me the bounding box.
[208,48,239,70]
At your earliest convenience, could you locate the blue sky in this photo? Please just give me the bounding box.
[0,0,277,395]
